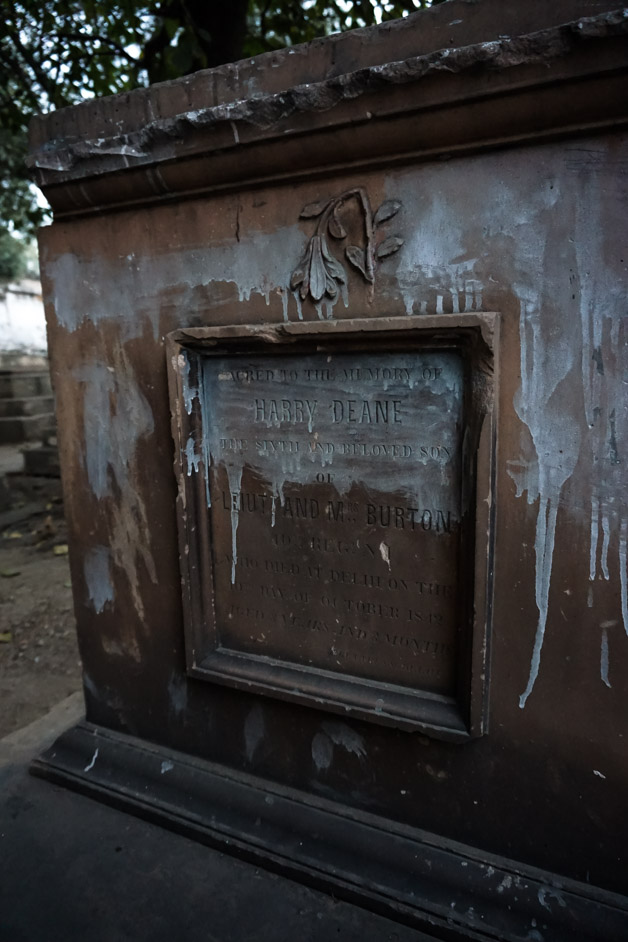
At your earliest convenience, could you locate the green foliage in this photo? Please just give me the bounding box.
[1,0,445,235]
[0,229,27,282]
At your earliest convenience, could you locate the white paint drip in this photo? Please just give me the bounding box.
[168,672,188,717]
[391,157,628,709]
[84,747,99,772]
[48,223,308,336]
[520,497,559,709]
[601,514,611,580]
[600,628,611,687]
[184,436,201,475]
[74,358,157,619]
[84,545,114,614]
[514,287,580,708]
[322,722,367,759]
[244,705,265,762]
[311,732,333,771]
[589,497,599,581]
[228,465,243,584]
[620,518,628,636]
[537,887,566,911]
[180,352,198,415]
[574,164,628,649]
[496,875,512,893]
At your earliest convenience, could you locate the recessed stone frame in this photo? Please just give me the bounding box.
[166,314,498,742]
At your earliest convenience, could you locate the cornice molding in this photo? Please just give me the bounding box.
[28,8,628,217]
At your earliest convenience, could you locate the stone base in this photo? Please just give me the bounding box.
[31,723,628,942]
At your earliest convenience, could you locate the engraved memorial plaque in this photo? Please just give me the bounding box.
[168,317,496,739]
[206,351,461,696]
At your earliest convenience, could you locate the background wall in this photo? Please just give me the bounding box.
[0,279,47,357]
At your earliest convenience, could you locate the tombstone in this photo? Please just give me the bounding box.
[29,1,628,938]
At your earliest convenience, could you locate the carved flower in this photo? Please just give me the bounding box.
[291,234,347,302]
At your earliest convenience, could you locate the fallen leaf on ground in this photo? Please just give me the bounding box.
[53,544,69,556]
[0,632,13,643]
[0,569,21,578]
[4,531,23,540]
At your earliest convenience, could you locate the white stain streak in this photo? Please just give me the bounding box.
[322,722,367,759]
[228,465,244,584]
[600,628,611,688]
[601,514,611,580]
[620,518,628,636]
[184,436,201,476]
[84,747,99,772]
[311,732,333,771]
[280,288,289,322]
[48,224,307,335]
[74,359,157,620]
[244,705,265,762]
[84,545,114,614]
[537,887,566,912]
[160,760,174,774]
[520,497,559,709]
[515,291,580,709]
[589,497,599,581]
[179,352,198,415]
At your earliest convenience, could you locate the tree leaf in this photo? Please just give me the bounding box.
[345,245,367,278]
[377,236,404,259]
[374,200,401,226]
[300,201,327,219]
[328,211,346,239]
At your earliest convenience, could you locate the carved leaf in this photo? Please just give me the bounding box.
[290,267,305,290]
[321,236,346,284]
[374,200,401,226]
[325,277,339,300]
[345,244,367,278]
[328,210,346,240]
[377,236,404,259]
[300,200,327,219]
[308,236,327,302]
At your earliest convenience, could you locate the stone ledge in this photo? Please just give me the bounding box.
[32,720,628,942]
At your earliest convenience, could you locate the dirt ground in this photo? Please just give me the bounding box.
[0,465,82,739]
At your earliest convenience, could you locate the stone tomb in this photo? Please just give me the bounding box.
[29,1,628,939]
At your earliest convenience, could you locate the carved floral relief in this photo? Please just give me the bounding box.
[290,187,404,303]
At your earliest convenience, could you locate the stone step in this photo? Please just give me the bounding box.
[0,395,55,418]
[0,413,56,445]
[0,372,52,399]
[22,444,61,477]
